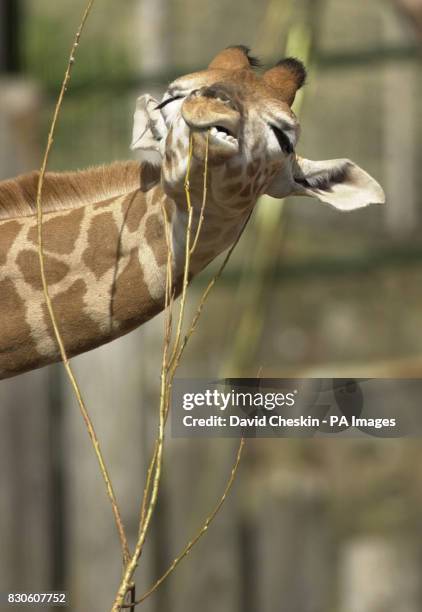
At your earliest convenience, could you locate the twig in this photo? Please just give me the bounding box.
[111,267,171,611]
[35,0,130,566]
[137,134,219,531]
[137,199,176,535]
[168,134,195,369]
[111,131,246,610]
[170,209,253,375]
[121,439,245,608]
[190,131,210,255]
[139,440,158,530]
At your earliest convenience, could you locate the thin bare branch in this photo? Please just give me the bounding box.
[111,320,169,611]
[190,131,210,255]
[35,0,130,566]
[112,123,247,609]
[168,134,195,368]
[111,153,183,610]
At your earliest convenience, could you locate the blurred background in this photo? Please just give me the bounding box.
[1,0,422,610]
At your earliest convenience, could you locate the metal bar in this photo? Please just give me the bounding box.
[196,245,422,286]
[315,43,420,68]
[0,0,21,73]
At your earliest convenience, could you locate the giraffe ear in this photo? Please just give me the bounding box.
[266,157,385,210]
[131,94,167,154]
[263,58,306,106]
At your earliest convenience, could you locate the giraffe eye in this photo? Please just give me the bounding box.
[270,125,294,154]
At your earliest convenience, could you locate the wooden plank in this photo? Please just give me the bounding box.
[164,439,241,612]
[0,79,52,606]
[0,79,41,178]
[382,6,417,236]
[0,370,52,592]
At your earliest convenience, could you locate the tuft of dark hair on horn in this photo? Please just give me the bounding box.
[276,57,307,88]
[227,45,262,68]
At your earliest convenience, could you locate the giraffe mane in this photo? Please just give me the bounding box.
[0,160,147,220]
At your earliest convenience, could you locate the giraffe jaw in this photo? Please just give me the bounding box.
[189,126,240,161]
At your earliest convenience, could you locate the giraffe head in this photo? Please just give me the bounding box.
[131,46,385,211]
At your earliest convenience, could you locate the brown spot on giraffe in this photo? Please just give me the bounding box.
[121,191,148,233]
[111,248,162,332]
[28,207,85,255]
[42,279,102,356]
[139,162,161,192]
[93,195,120,210]
[0,278,40,376]
[247,161,259,177]
[239,184,253,198]
[16,249,70,291]
[0,220,22,266]
[82,211,120,280]
[145,214,167,267]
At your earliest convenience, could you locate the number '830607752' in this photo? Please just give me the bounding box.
[5,592,67,606]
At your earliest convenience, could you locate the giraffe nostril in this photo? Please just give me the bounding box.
[203,87,229,102]
[201,85,237,106]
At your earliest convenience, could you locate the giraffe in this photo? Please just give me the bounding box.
[0,46,385,380]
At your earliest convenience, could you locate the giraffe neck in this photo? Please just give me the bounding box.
[0,164,254,379]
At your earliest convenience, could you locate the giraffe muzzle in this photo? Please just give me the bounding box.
[181,92,241,139]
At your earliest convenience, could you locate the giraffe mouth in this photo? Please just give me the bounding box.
[207,125,239,149]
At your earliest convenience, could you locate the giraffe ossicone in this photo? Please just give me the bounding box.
[0,46,385,380]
